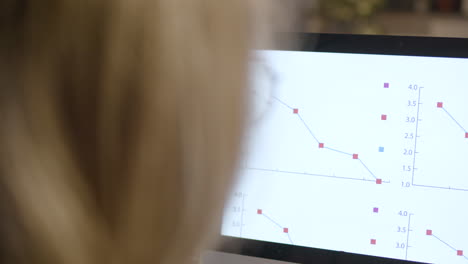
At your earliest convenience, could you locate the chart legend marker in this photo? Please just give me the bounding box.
[371,239,376,245]
[373,207,379,213]
[381,114,387,121]
[257,209,262,215]
[437,102,444,108]
[379,147,385,152]
[384,83,389,88]
[293,108,299,114]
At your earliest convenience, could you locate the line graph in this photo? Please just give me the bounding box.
[437,102,468,138]
[271,96,384,184]
[222,50,468,264]
[257,209,294,245]
[411,87,468,192]
[426,229,468,261]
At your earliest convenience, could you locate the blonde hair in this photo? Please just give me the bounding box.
[0,1,250,263]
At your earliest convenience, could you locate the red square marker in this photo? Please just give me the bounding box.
[437,102,443,108]
[370,239,376,245]
[384,83,389,88]
[257,209,262,215]
[465,132,468,138]
[458,250,464,256]
[353,154,359,159]
[381,114,387,121]
[293,109,299,114]
[373,207,379,213]
[283,228,289,233]
[376,179,382,185]
[426,230,432,236]
[319,143,324,148]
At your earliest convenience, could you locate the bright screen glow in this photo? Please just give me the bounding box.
[222,50,468,264]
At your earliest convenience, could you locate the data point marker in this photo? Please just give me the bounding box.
[465,132,468,138]
[376,179,382,185]
[381,114,387,121]
[283,228,289,233]
[458,250,464,256]
[437,102,444,108]
[384,83,389,88]
[319,143,324,148]
[293,109,299,114]
[371,239,376,245]
[257,209,262,215]
[373,207,379,213]
[426,230,432,236]
[353,154,359,159]
[379,147,385,152]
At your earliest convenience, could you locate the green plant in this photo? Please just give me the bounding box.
[320,0,386,22]
[317,0,387,34]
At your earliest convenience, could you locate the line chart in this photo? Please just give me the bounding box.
[426,229,468,261]
[437,102,468,138]
[257,209,294,245]
[222,49,468,264]
[411,87,468,192]
[272,96,384,184]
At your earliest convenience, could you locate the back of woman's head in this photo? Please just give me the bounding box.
[0,1,251,263]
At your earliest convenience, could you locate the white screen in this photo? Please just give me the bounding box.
[221,50,468,264]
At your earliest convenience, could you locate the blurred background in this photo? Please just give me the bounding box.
[279,0,468,38]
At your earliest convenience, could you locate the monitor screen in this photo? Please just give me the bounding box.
[221,50,468,264]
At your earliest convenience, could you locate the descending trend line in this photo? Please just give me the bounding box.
[257,209,294,245]
[414,102,468,192]
[426,229,468,261]
[437,102,468,136]
[272,96,381,183]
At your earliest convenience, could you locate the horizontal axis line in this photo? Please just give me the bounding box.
[413,183,468,192]
[246,167,384,183]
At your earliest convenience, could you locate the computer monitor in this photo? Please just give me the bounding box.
[218,34,468,264]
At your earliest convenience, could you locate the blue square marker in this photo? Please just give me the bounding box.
[379,147,385,152]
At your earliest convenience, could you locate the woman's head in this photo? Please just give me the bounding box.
[0,1,251,263]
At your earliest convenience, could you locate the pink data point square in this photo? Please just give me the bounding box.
[458,250,464,256]
[257,209,262,215]
[381,114,387,121]
[376,179,382,184]
[353,154,359,159]
[426,230,432,236]
[319,143,324,148]
[437,102,443,108]
[465,133,468,138]
[293,109,299,114]
[283,228,289,233]
[370,239,376,245]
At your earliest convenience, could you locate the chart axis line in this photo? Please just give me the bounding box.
[246,167,389,183]
[413,183,468,192]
